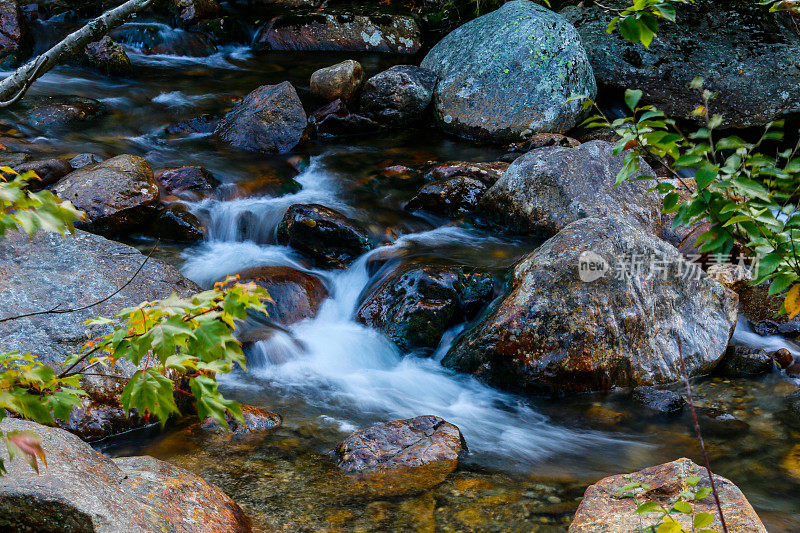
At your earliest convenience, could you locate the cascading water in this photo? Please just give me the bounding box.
[184,153,629,467]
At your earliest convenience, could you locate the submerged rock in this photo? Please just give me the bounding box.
[310,59,363,102]
[276,204,373,268]
[214,82,308,154]
[569,458,767,533]
[405,176,488,219]
[253,12,422,54]
[200,404,282,438]
[335,415,465,498]
[479,140,661,237]
[53,154,160,237]
[443,217,738,393]
[420,0,596,142]
[562,0,800,128]
[0,0,31,68]
[0,419,250,532]
[632,386,684,415]
[235,265,329,325]
[27,96,106,132]
[359,65,438,126]
[164,114,218,136]
[356,265,494,352]
[310,99,380,137]
[84,36,131,76]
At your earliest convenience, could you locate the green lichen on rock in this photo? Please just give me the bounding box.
[420,0,596,143]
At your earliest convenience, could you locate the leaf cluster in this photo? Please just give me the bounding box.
[618,475,719,532]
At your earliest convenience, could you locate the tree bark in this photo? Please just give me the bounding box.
[0,0,156,106]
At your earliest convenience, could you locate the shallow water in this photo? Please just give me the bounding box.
[8,27,800,531]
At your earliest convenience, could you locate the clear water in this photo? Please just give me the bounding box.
[7,24,800,532]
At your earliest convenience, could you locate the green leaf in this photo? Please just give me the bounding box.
[618,16,642,43]
[671,500,692,514]
[625,89,644,112]
[694,512,715,529]
[635,500,661,513]
[694,487,713,500]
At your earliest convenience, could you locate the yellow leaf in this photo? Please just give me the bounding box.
[785,284,800,319]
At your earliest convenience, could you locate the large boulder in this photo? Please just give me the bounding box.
[562,0,800,128]
[0,230,199,437]
[276,204,373,268]
[359,65,438,126]
[235,265,329,325]
[0,0,30,68]
[420,0,596,142]
[0,419,250,532]
[253,12,422,54]
[569,458,766,533]
[214,82,308,154]
[53,154,160,237]
[356,265,494,352]
[310,59,363,103]
[479,140,661,237]
[442,217,738,393]
[335,415,464,498]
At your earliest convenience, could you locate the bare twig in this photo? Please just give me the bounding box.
[0,240,160,324]
[0,0,157,105]
[676,337,729,533]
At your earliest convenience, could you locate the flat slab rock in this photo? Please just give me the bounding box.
[335,415,464,497]
[0,419,250,533]
[569,458,767,532]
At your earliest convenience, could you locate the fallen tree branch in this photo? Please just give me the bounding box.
[0,0,157,105]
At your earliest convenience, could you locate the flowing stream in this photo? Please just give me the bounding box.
[6,23,800,531]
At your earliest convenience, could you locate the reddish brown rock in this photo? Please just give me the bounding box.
[236,265,328,325]
[253,12,422,54]
[0,0,30,68]
[569,458,767,533]
[53,155,160,237]
[156,165,218,198]
[772,348,794,369]
[335,415,464,498]
[0,419,250,532]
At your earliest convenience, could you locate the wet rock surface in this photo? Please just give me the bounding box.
[53,154,160,237]
[0,0,30,68]
[277,204,373,268]
[235,265,329,325]
[443,217,738,392]
[563,0,800,128]
[420,0,596,142]
[214,82,308,154]
[253,12,422,54]
[479,140,661,237]
[84,36,131,76]
[359,65,438,126]
[14,157,73,188]
[405,176,488,218]
[110,23,218,57]
[156,165,218,198]
[0,419,250,532]
[632,386,685,415]
[149,202,206,242]
[424,160,509,184]
[335,415,464,497]
[718,345,775,378]
[569,458,767,532]
[356,264,494,352]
